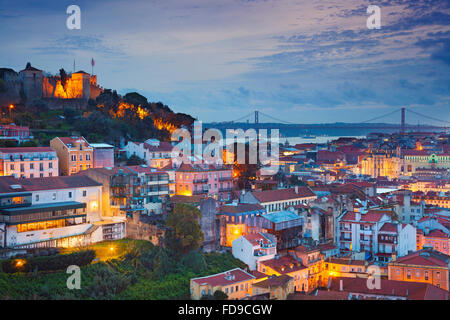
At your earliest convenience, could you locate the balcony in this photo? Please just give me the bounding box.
[219,187,233,192]
[219,176,232,181]
[193,189,208,195]
[193,178,208,184]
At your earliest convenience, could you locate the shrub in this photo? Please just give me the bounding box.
[2,250,95,273]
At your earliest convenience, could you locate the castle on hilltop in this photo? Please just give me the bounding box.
[0,62,104,106]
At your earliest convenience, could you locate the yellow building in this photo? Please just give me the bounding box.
[258,255,309,292]
[50,136,93,176]
[360,153,401,179]
[323,257,368,285]
[190,268,255,300]
[252,274,294,300]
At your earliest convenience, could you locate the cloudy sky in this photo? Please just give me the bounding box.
[1,0,449,124]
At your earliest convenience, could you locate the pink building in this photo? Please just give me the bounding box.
[175,163,234,201]
[0,147,58,178]
[0,124,32,142]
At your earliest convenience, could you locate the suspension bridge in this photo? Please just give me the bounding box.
[211,107,449,132]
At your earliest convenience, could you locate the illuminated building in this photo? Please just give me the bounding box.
[359,151,401,179]
[401,150,450,176]
[259,210,303,250]
[252,275,294,300]
[0,147,58,178]
[190,268,255,300]
[217,203,265,247]
[50,136,94,176]
[323,257,367,285]
[258,255,309,292]
[90,143,114,169]
[290,245,325,291]
[0,175,125,248]
[388,248,450,291]
[82,165,169,217]
[175,163,234,201]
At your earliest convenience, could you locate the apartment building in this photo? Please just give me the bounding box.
[240,186,317,213]
[0,147,58,178]
[50,136,93,176]
[190,268,255,300]
[175,163,234,201]
[82,165,170,217]
[337,210,391,257]
[388,248,450,291]
[376,222,417,263]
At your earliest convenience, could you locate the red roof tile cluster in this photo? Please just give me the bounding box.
[260,255,307,274]
[392,248,449,267]
[0,147,55,154]
[191,268,255,287]
[426,229,449,239]
[328,277,449,300]
[340,211,388,223]
[243,233,273,247]
[218,203,264,214]
[0,175,101,193]
[250,187,315,203]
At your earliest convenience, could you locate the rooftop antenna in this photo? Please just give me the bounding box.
[73,59,75,73]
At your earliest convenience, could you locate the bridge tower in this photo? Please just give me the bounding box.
[254,110,259,125]
[401,107,405,134]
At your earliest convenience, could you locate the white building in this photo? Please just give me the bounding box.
[124,139,173,169]
[376,222,416,263]
[0,175,125,249]
[232,232,276,270]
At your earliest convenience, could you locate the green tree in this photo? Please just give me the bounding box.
[213,290,228,300]
[164,204,204,257]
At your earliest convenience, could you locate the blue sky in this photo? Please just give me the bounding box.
[0,0,449,124]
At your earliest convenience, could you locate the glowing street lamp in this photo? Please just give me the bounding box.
[9,104,14,119]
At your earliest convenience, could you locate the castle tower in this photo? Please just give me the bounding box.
[18,62,43,101]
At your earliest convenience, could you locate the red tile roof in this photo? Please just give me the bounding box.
[191,268,255,287]
[328,277,449,300]
[57,136,90,147]
[340,211,388,223]
[379,222,398,233]
[218,203,265,214]
[391,248,449,267]
[260,255,307,274]
[243,233,273,247]
[0,147,55,154]
[426,229,449,239]
[250,187,315,203]
[0,175,101,193]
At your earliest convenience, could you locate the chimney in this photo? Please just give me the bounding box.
[295,186,299,194]
[339,279,343,292]
[392,253,397,261]
[355,211,361,222]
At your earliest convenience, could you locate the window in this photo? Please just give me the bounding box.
[39,163,44,171]
[30,174,34,178]
[10,164,14,170]
[49,162,53,169]
[425,271,429,281]
[436,272,440,279]
[83,190,87,197]
[407,270,411,279]
[35,194,39,202]
[20,164,24,172]
[52,193,56,200]
[68,192,72,198]
[71,155,76,161]
[30,163,34,170]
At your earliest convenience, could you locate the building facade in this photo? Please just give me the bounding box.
[0,147,58,178]
[50,136,93,176]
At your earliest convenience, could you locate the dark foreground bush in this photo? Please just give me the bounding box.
[1,250,95,273]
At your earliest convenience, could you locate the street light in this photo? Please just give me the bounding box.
[9,104,14,120]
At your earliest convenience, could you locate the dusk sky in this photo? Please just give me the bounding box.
[1,0,449,124]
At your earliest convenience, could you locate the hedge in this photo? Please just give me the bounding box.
[1,250,95,273]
